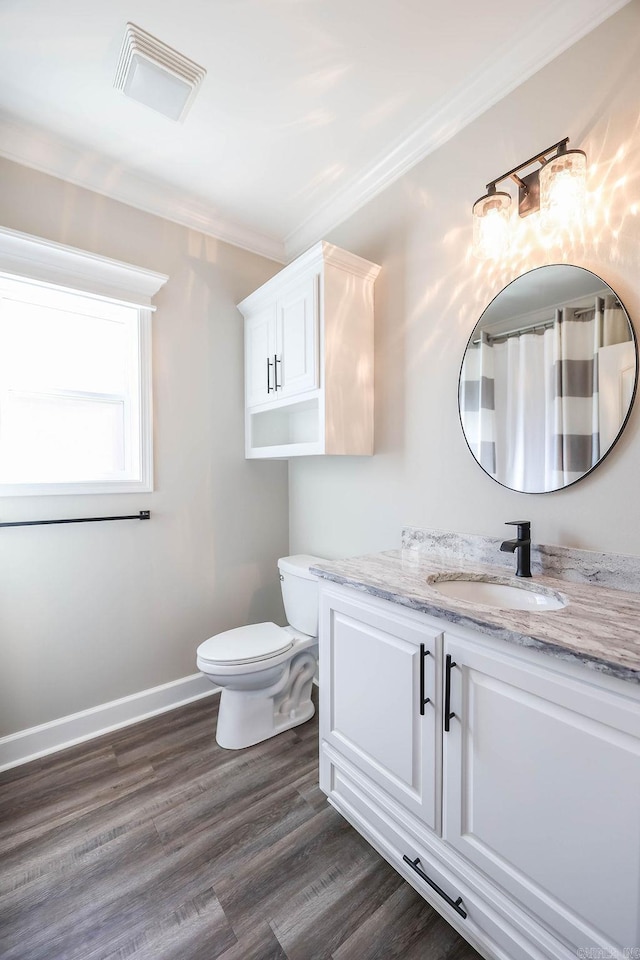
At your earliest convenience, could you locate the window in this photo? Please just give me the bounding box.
[0,227,167,496]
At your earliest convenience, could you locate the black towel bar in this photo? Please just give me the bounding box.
[0,510,151,528]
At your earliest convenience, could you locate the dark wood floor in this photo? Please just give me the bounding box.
[0,690,482,960]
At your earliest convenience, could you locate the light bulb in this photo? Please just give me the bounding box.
[539,149,587,226]
[472,190,511,260]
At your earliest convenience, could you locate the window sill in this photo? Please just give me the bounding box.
[0,479,153,497]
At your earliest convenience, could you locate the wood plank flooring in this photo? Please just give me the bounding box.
[0,690,482,960]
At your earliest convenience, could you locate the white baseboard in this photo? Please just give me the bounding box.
[0,673,219,772]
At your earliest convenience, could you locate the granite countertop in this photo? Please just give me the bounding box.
[311,548,640,684]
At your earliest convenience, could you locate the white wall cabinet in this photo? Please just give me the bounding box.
[319,582,640,960]
[238,242,380,458]
[244,275,318,407]
[275,274,318,400]
[245,304,276,408]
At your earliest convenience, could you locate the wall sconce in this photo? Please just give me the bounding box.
[472,137,587,260]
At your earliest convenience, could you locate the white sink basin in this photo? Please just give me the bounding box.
[428,577,566,612]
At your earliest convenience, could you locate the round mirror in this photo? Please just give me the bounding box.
[459,265,637,493]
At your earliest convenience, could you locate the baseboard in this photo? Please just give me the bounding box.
[0,673,219,772]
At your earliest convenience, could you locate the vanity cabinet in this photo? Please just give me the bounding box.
[319,586,441,830]
[319,581,640,960]
[238,241,380,458]
[444,632,640,955]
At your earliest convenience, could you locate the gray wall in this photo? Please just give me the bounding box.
[289,3,640,560]
[0,159,286,736]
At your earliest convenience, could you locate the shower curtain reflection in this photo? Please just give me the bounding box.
[493,321,556,491]
[461,296,632,492]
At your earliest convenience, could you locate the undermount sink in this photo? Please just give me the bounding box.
[428,576,566,612]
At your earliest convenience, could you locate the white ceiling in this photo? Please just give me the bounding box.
[0,0,631,262]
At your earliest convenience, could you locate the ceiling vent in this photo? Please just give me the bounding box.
[114,23,206,122]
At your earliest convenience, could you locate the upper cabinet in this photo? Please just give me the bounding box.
[238,242,380,459]
[244,274,318,407]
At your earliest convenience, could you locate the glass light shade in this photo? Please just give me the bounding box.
[539,149,587,225]
[472,191,511,260]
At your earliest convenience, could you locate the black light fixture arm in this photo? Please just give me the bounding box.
[485,138,569,194]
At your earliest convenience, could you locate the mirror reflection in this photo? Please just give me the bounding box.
[459,265,637,493]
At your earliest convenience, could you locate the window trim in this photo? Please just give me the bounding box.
[0,227,168,497]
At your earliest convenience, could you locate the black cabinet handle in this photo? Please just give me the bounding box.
[403,855,467,919]
[267,357,275,393]
[444,654,456,732]
[274,354,282,390]
[419,643,431,716]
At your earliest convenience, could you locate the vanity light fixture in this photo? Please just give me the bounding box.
[472,138,587,260]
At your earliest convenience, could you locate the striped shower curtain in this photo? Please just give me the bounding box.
[459,331,497,476]
[552,296,628,487]
[551,304,599,488]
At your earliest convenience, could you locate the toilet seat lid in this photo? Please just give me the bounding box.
[197,622,294,666]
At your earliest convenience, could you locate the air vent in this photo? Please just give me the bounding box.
[114,23,206,122]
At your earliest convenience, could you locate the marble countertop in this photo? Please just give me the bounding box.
[311,550,640,684]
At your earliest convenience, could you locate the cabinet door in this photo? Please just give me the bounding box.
[245,306,276,407]
[319,588,441,831]
[275,275,318,399]
[443,631,640,954]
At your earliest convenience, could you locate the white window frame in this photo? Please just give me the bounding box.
[0,226,168,496]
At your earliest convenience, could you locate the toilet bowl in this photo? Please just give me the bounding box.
[196,555,322,749]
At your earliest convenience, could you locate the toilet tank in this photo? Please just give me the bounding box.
[278,555,324,636]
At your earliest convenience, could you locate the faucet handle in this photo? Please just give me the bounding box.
[505,520,530,539]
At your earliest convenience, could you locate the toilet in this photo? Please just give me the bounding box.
[196,555,323,749]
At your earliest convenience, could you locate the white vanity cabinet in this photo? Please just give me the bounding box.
[319,585,441,830]
[444,631,640,956]
[319,581,640,960]
[238,241,380,458]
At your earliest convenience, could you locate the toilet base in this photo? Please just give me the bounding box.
[215,687,315,750]
[213,647,317,750]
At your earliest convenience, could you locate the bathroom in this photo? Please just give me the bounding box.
[1,2,639,958]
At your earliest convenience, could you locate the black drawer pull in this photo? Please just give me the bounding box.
[267,357,275,393]
[419,643,431,716]
[274,354,282,390]
[444,654,456,732]
[403,855,467,919]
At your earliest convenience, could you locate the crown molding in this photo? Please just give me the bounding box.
[283,0,632,258]
[0,114,287,264]
[237,240,380,315]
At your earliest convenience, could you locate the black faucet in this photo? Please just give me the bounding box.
[500,521,532,578]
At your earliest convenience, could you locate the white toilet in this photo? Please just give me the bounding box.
[196,555,323,749]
